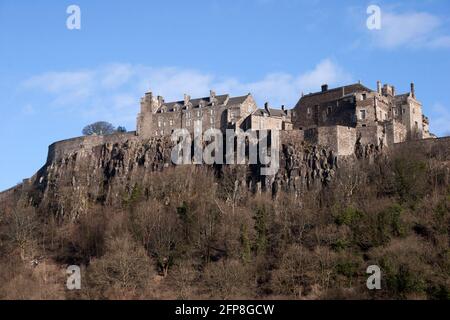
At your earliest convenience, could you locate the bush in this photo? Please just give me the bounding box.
[334,207,362,226]
[85,233,154,299]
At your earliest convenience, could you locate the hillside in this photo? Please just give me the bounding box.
[0,135,449,299]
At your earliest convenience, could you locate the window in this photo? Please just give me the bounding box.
[197,110,201,117]
[359,109,366,120]
[210,116,214,124]
[158,120,162,127]
[169,120,173,126]
[362,94,367,100]
[327,106,332,115]
[307,107,311,115]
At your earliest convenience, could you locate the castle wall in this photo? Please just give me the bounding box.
[249,115,283,131]
[336,126,357,156]
[393,136,450,160]
[280,130,304,145]
[47,132,138,163]
[356,125,384,146]
[385,120,407,146]
[303,126,355,156]
[293,96,356,130]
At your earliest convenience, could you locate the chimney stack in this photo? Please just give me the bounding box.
[209,90,216,101]
[184,94,190,106]
[410,82,415,99]
[157,95,164,106]
[377,81,381,94]
[321,84,328,92]
[264,102,270,115]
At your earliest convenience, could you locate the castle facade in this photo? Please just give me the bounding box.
[136,81,434,156]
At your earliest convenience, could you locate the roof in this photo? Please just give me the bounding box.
[253,108,286,117]
[296,83,373,107]
[302,83,373,98]
[156,94,249,113]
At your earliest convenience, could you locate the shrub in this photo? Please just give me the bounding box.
[85,233,154,298]
[334,207,362,226]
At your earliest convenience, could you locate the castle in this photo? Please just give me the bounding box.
[136,81,434,156]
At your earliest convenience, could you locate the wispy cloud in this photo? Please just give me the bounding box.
[368,10,450,49]
[20,59,352,127]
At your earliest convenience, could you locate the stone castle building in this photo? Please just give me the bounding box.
[136,81,434,156]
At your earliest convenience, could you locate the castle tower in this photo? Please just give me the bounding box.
[136,91,162,138]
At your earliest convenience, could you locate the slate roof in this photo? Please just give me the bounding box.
[253,108,286,117]
[156,94,249,113]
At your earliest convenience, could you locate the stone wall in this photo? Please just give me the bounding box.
[47,132,138,163]
[280,130,304,145]
[385,120,407,146]
[356,125,384,146]
[393,136,450,159]
[250,114,284,130]
[336,126,357,156]
[302,126,356,156]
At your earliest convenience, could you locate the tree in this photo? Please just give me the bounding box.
[117,126,127,133]
[82,121,115,136]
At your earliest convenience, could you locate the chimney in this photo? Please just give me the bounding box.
[392,86,396,96]
[410,82,415,99]
[377,81,381,94]
[209,90,216,101]
[157,95,164,106]
[264,102,270,115]
[144,91,154,106]
[321,84,328,92]
[184,94,190,106]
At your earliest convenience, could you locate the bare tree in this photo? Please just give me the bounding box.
[82,121,115,136]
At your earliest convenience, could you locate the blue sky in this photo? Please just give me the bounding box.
[1,0,450,190]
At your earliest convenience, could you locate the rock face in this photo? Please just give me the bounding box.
[3,131,449,221]
[1,132,354,220]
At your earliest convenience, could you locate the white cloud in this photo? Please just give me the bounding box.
[370,11,450,49]
[20,59,352,128]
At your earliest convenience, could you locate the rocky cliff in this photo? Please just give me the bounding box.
[2,133,449,221]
